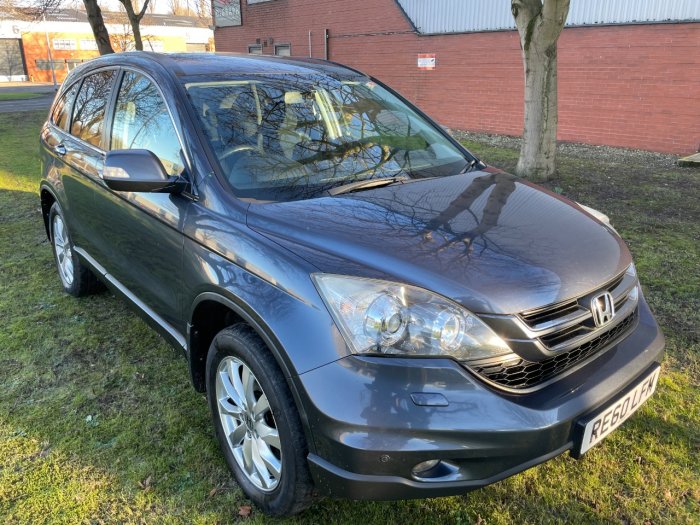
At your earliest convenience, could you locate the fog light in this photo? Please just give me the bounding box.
[412,459,441,476]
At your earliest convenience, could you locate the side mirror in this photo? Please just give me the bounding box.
[103,149,186,193]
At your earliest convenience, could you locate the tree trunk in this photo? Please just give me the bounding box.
[118,0,150,51]
[512,0,570,181]
[82,0,114,55]
[518,38,558,180]
[130,17,143,50]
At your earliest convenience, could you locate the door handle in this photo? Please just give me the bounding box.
[55,143,67,156]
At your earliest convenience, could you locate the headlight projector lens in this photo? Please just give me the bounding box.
[364,293,407,346]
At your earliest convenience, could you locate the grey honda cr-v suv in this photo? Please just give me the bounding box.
[39,52,664,516]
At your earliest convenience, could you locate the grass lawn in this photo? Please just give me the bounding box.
[0,92,45,101]
[0,111,698,524]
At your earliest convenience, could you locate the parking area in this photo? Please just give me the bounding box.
[0,83,57,113]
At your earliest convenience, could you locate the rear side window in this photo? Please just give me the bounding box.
[71,70,116,147]
[110,71,184,176]
[51,82,79,131]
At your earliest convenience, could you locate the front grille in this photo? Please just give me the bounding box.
[471,310,637,390]
[467,268,640,391]
[520,274,625,331]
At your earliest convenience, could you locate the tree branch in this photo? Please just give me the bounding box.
[137,0,151,21]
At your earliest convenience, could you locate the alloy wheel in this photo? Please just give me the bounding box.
[52,214,74,287]
[215,356,283,491]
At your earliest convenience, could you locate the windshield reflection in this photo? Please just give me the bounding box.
[185,74,470,201]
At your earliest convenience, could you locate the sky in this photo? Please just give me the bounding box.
[22,0,178,15]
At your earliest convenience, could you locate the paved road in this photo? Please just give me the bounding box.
[0,84,57,113]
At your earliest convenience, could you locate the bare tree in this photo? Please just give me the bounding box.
[0,39,24,78]
[167,0,193,16]
[511,0,570,181]
[115,0,151,51]
[0,0,64,21]
[193,0,211,25]
[82,0,115,55]
[106,11,159,52]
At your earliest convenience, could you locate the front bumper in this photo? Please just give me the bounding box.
[295,296,665,500]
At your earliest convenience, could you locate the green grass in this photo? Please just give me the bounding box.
[1,112,698,524]
[0,92,44,101]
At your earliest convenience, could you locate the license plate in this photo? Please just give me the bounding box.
[578,366,660,455]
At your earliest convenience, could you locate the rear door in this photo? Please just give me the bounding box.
[41,79,80,210]
[44,69,116,252]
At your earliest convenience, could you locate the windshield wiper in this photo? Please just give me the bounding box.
[327,176,407,196]
[459,158,482,174]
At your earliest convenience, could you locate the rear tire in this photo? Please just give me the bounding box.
[206,324,315,516]
[49,202,102,297]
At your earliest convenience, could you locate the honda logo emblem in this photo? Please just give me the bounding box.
[591,292,615,327]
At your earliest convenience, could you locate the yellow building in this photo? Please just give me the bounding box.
[0,8,213,83]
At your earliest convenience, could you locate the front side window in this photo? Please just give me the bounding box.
[185,75,469,202]
[71,70,116,147]
[111,71,183,176]
[51,82,79,131]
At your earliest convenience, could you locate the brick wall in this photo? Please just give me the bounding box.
[215,0,700,155]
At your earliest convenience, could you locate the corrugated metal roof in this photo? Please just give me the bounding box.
[397,0,700,34]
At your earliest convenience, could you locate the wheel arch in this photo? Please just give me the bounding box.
[40,183,58,240]
[188,290,297,391]
[188,290,317,454]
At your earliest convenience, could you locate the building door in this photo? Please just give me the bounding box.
[0,38,27,81]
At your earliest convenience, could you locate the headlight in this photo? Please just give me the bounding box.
[312,274,511,362]
[626,262,637,278]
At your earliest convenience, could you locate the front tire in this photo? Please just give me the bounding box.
[206,324,314,516]
[49,202,101,297]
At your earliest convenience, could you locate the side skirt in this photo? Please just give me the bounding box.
[73,246,187,353]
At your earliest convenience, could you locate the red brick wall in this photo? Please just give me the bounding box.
[215,0,700,155]
[21,33,100,83]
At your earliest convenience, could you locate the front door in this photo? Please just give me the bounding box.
[91,70,191,332]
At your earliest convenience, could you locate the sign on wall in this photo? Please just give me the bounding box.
[213,0,242,27]
[417,53,436,70]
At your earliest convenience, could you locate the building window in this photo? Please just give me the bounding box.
[248,44,263,55]
[274,43,291,56]
[247,0,275,4]
[79,39,98,51]
[36,59,66,71]
[52,39,76,50]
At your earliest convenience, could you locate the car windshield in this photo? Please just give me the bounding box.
[185,74,471,202]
